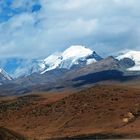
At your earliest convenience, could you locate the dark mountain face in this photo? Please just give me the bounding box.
[0,73,8,84]
[14,68,69,86]
[119,58,135,69]
[61,56,121,80]
[86,51,103,60]
[70,51,103,70]
[116,50,140,71]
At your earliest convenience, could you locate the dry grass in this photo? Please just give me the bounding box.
[0,85,140,139]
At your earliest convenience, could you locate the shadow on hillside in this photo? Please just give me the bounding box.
[72,70,138,87]
[0,127,26,140]
[50,133,131,140]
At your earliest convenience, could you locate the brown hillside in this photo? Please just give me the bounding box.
[0,85,140,139]
[0,127,26,140]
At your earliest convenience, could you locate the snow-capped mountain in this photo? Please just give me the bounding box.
[0,68,12,85]
[0,58,43,78]
[1,48,140,95]
[41,45,102,74]
[0,46,102,78]
[117,50,140,71]
[1,47,140,79]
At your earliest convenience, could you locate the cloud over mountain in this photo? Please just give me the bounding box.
[0,0,140,58]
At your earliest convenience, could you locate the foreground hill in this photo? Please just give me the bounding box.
[0,127,26,140]
[1,85,140,139]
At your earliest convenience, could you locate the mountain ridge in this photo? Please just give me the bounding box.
[0,68,12,85]
[0,46,139,95]
[117,50,140,71]
[0,45,102,78]
[0,46,140,80]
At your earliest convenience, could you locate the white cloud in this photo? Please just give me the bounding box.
[49,0,93,11]
[0,0,140,58]
[47,18,98,40]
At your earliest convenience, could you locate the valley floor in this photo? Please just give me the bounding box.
[0,85,140,139]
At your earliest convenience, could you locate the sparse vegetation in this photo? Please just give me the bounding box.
[0,85,140,139]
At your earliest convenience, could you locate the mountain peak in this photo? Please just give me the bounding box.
[62,45,93,60]
[0,68,12,85]
[117,50,140,71]
[117,50,140,60]
[41,45,102,74]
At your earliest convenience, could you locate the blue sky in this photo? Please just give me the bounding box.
[0,0,140,58]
